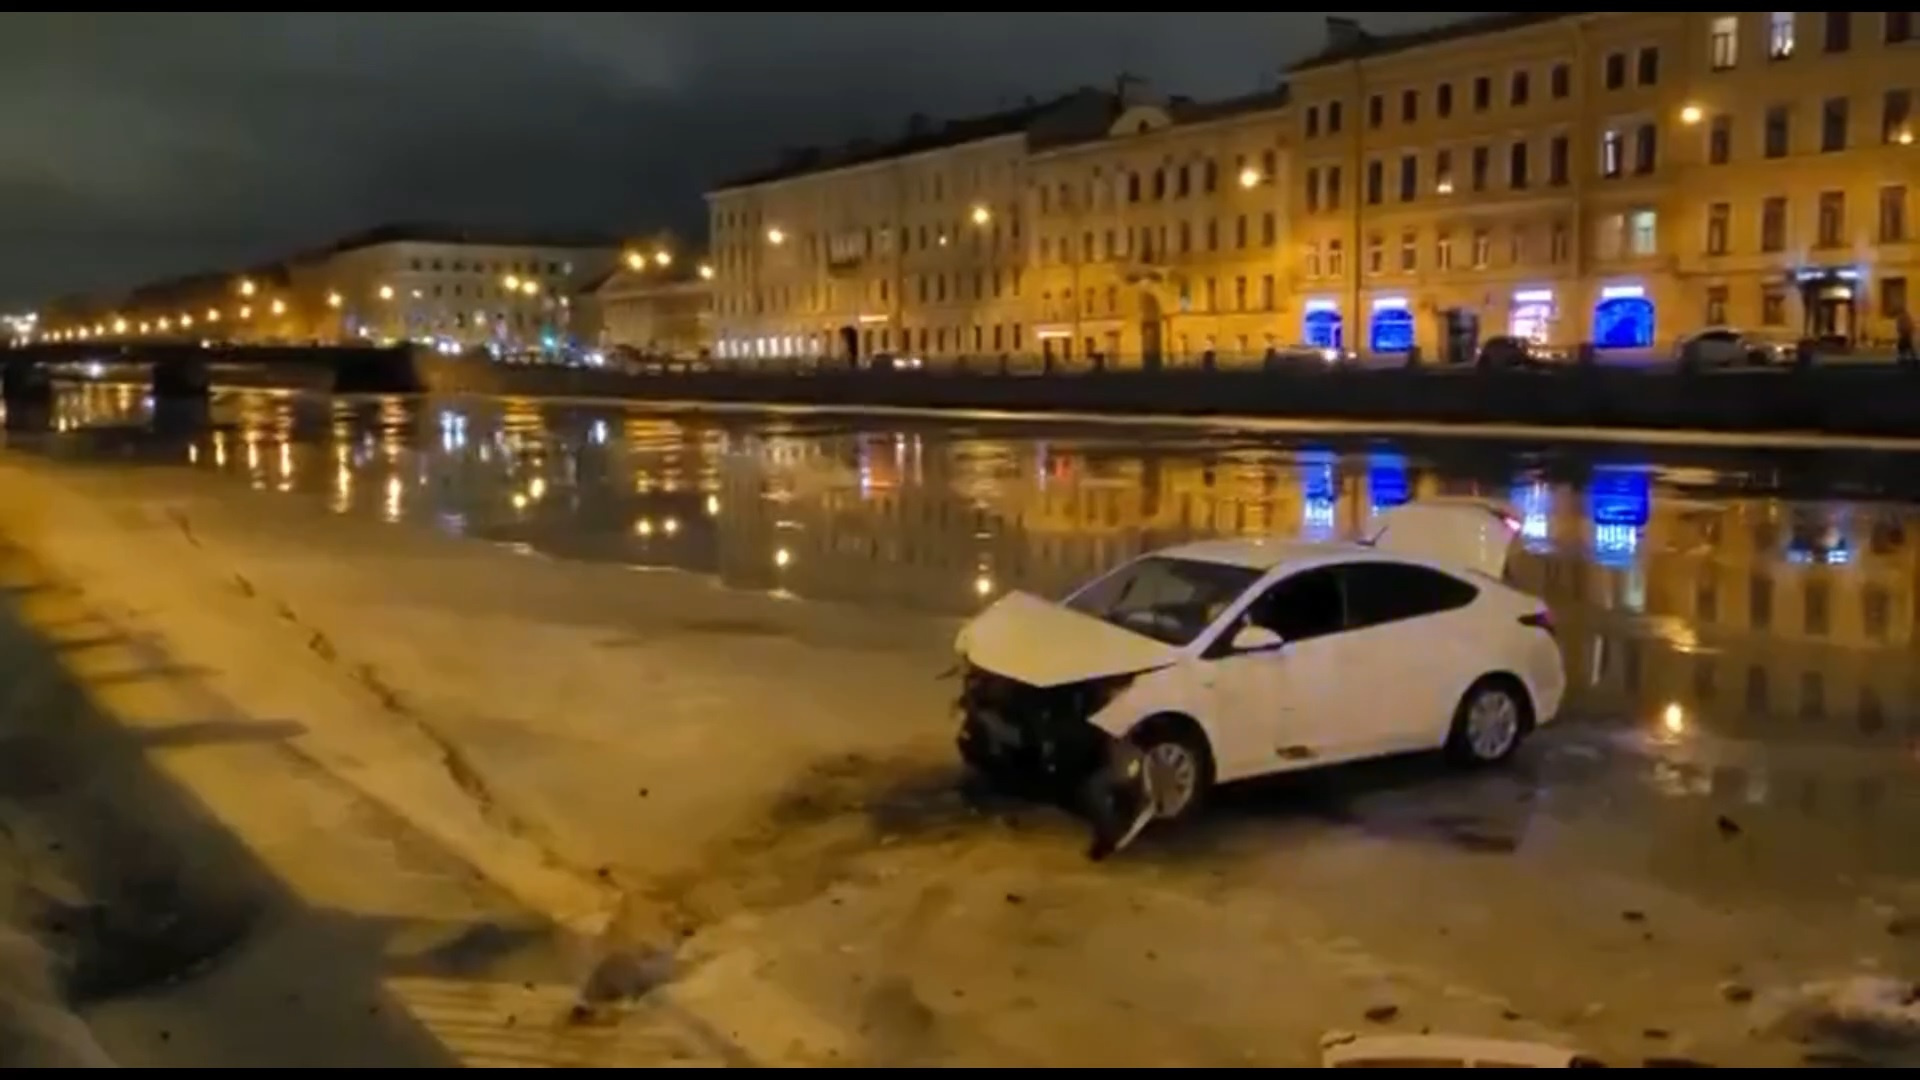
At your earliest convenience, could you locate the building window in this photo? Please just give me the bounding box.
[1890,11,1914,43]
[1399,231,1417,272]
[1435,232,1454,271]
[1549,135,1570,185]
[1510,70,1530,106]
[1473,75,1492,111]
[1305,242,1321,277]
[1761,288,1787,326]
[1825,11,1852,52]
[1368,94,1385,128]
[1401,88,1419,123]
[1764,105,1791,158]
[1633,123,1658,174]
[1881,185,1909,244]
[1326,166,1342,210]
[1601,129,1624,177]
[1706,285,1729,326]
[1817,190,1846,247]
[1509,141,1530,189]
[1821,97,1850,152]
[1629,210,1658,256]
[1399,154,1419,202]
[1366,159,1384,205]
[1706,202,1731,254]
[1436,82,1453,118]
[1550,221,1570,263]
[1471,229,1492,269]
[1709,114,1733,164]
[1366,235,1384,275]
[1883,278,1910,321]
[1327,101,1343,133]
[1305,168,1320,213]
[1550,63,1571,99]
[1434,149,1453,194]
[1306,105,1320,137]
[1885,89,1913,144]
[1769,11,1797,58]
[1636,46,1660,85]
[1710,15,1740,69]
[1471,145,1491,191]
[1761,196,1788,251]
[1604,52,1626,90]
[1326,240,1344,277]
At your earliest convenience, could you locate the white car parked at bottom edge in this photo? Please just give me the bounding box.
[953,499,1566,846]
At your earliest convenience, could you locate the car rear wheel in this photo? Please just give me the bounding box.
[1445,678,1531,766]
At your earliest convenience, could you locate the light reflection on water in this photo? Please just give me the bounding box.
[29,382,1920,885]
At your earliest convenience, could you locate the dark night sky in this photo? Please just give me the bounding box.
[0,12,1475,305]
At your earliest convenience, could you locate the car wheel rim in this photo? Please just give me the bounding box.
[1145,743,1198,818]
[1466,691,1520,760]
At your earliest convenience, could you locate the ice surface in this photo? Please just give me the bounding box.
[5,454,1920,1066]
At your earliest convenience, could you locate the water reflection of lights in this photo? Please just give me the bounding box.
[973,573,994,598]
[773,547,792,569]
[1661,702,1687,737]
[383,475,403,523]
[705,494,721,517]
[527,477,547,501]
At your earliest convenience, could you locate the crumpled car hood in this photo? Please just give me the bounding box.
[955,590,1180,688]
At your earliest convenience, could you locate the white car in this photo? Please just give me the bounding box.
[953,500,1565,852]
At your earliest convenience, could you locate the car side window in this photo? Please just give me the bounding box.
[1343,561,1480,631]
[1245,567,1345,643]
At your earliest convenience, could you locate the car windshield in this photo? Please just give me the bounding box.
[1064,556,1261,646]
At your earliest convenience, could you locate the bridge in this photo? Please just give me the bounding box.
[0,343,433,428]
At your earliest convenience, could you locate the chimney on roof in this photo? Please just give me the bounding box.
[1115,72,1154,107]
[1325,16,1369,52]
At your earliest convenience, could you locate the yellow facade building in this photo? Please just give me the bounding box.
[707,12,1916,365]
[585,241,714,358]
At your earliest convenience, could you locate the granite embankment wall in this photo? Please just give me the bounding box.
[416,359,1920,439]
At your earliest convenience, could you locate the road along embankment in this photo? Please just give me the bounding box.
[408,360,1920,442]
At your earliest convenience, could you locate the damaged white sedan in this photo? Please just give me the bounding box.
[953,500,1566,857]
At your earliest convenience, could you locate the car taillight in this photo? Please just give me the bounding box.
[1519,610,1555,637]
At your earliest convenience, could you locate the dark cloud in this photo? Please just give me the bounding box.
[0,12,1475,304]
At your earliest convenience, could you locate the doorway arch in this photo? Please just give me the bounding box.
[1304,308,1344,350]
[1368,307,1415,353]
[837,325,859,366]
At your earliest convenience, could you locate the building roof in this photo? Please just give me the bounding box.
[710,89,1115,192]
[1289,13,1585,73]
[321,223,620,254]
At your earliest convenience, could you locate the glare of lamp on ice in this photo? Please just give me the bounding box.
[528,477,547,501]
[635,518,654,537]
[773,547,792,568]
[1661,702,1686,735]
[974,573,994,598]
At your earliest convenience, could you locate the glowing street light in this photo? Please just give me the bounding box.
[653,250,672,267]
[326,292,342,309]
[112,318,127,334]
[238,278,257,297]
[377,285,395,301]
[238,304,252,319]
[206,308,220,322]
[624,252,646,271]
[1679,103,1704,125]
[270,298,286,316]
[180,313,194,328]
[520,280,539,297]
[766,227,786,246]
[698,264,714,281]
[970,204,992,226]
[1238,166,1262,189]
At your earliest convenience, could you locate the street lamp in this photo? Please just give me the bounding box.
[238,278,256,298]
[766,227,786,246]
[654,250,672,267]
[698,264,714,281]
[112,318,127,334]
[624,252,646,271]
[238,305,252,319]
[520,280,538,297]
[970,204,992,226]
[1679,103,1704,125]
[1238,166,1261,189]
[270,299,286,316]
[377,285,394,301]
[327,292,342,308]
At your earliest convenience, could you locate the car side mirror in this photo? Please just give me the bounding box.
[1230,625,1285,653]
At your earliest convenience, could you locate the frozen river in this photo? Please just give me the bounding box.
[6,382,1920,1066]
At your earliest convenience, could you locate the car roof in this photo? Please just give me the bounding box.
[1154,537,1361,572]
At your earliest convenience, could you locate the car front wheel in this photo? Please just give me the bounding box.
[1445,678,1531,766]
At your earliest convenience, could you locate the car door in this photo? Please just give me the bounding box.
[1337,561,1486,755]
[1204,565,1351,778]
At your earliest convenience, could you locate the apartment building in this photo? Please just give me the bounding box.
[1289,11,1916,359]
